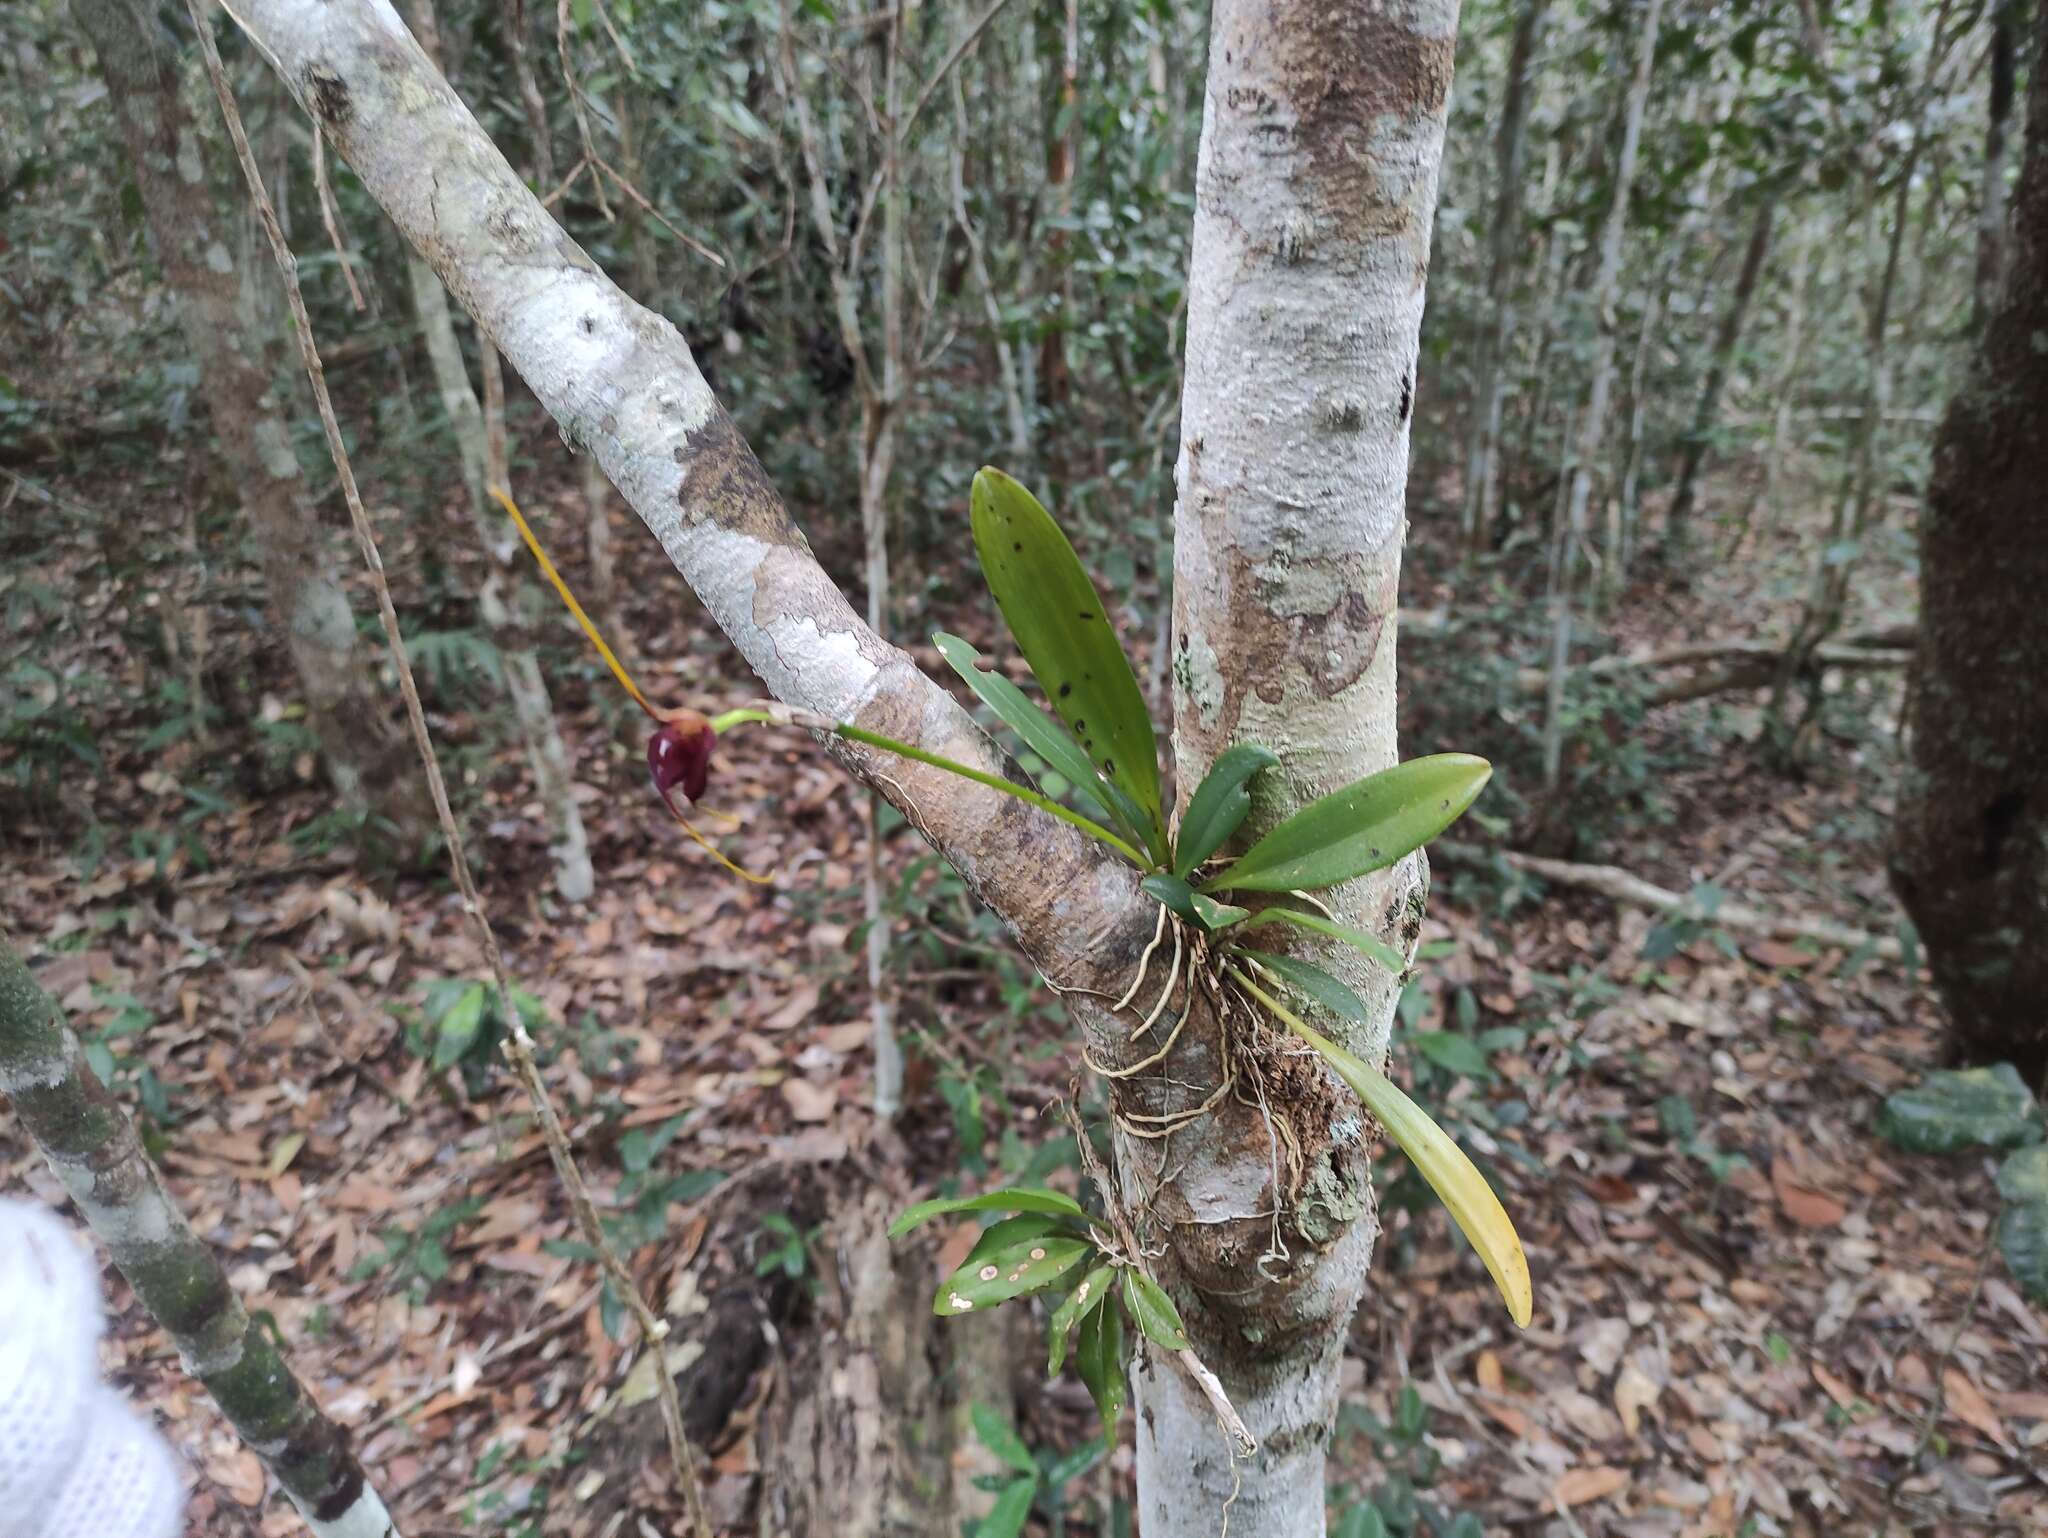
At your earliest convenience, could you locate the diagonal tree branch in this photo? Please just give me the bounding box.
[216,0,1148,1000]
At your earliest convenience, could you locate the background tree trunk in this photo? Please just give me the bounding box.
[74,0,413,834]
[1664,190,1776,559]
[1151,2,1458,1531]
[1974,0,2018,328]
[1890,0,2048,1081]
[1463,0,1549,558]
[1539,0,1663,794]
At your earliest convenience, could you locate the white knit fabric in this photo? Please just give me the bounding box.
[0,1200,184,1538]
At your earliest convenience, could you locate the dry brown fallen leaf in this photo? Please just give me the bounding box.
[1553,1464,1629,1510]
[1772,1157,1848,1228]
[1943,1366,2009,1447]
[1475,1348,1504,1392]
[1811,1360,1860,1414]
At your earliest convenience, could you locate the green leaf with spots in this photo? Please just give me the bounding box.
[1233,948,1373,1023]
[890,1186,1090,1238]
[970,469,1165,861]
[1174,744,1280,878]
[933,631,1152,851]
[1241,904,1407,973]
[962,1214,1069,1270]
[1120,1269,1190,1353]
[1048,1264,1115,1374]
[1075,1294,1128,1445]
[1200,755,1491,894]
[933,1236,1092,1316]
[1999,1198,2048,1304]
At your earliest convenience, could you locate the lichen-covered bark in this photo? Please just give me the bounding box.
[1891,0,2048,1079]
[73,0,411,828]
[1155,2,1458,1530]
[0,942,397,1538]
[222,0,1150,1007]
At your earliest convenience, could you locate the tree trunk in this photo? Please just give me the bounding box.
[1155,1,1457,1530]
[0,942,399,1538]
[1767,178,1909,756]
[860,0,908,1121]
[226,5,1465,1532]
[1974,0,2018,329]
[74,0,412,832]
[1462,0,1549,559]
[1664,190,1776,560]
[951,80,1033,475]
[1540,0,1662,793]
[1036,0,1079,416]
[1890,0,2048,1079]
[1734,222,1810,550]
[405,1,594,904]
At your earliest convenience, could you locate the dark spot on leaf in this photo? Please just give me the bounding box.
[1103,758,1116,776]
[1080,610,1095,621]
[1059,683,1072,698]
[1013,541,1023,551]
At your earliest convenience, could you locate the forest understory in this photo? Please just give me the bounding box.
[4,423,2040,1538]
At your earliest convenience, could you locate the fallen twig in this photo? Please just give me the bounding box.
[1434,843,1905,962]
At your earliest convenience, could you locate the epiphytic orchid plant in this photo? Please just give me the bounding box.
[505,470,1530,1443]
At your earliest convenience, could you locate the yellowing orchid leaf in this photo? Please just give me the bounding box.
[1232,969,1533,1329]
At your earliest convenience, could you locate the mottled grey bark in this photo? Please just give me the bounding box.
[72,0,410,828]
[1159,1,1459,1530]
[0,941,397,1538]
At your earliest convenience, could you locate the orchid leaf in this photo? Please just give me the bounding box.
[1234,948,1372,1023]
[970,469,1166,861]
[1120,1269,1190,1353]
[1075,1295,1127,1444]
[1201,755,1491,894]
[1232,968,1533,1329]
[1243,905,1407,974]
[1141,873,1248,932]
[1174,744,1280,878]
[890,1186,1090,1237]
[933,1235,1093,1316]
[933,631,1152,852]
[837,724,1145,866]
[1047,1264,1115,1374]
